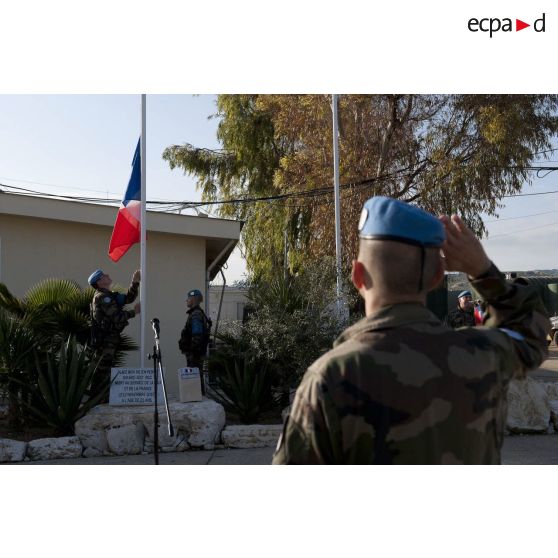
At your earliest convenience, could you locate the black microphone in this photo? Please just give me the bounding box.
[151,318,160,338]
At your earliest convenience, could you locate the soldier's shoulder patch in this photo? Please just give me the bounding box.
[103,296,112,304]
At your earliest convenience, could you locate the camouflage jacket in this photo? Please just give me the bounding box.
[273,263,550,465]
[90,281,139,340]
[446,306,476,328]
[179,306,211,357]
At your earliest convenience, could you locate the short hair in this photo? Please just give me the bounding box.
[358,239,441,297]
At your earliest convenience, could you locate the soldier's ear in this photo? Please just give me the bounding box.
[352,260,370,291]
[429,256,445,291]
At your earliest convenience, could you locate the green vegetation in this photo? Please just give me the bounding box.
[164,94,558,280]
[208,259,357,420]
[0,279,137,434]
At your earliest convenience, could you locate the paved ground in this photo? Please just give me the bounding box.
[502,434,558,464]
[13,446,276,465]
[11,434,558,465]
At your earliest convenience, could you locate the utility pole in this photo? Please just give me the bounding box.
[332,94,343,316]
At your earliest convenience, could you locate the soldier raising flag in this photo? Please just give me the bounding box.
[88,269,141,401]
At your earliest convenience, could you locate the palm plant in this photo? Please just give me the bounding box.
[0,279,137,359]
[208,348,276,424]
[0,308,38,428]
[24,336,107,435]
[0,278,138,430]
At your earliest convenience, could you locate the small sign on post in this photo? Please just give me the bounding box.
[109,368,164,406]
[178,367,202,403]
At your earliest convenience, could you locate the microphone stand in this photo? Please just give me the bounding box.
[148,318,174,465]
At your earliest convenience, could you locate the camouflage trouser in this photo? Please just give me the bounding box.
[90,335,119,402]
[185,353,205,395]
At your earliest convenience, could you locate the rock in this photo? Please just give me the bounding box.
[222,424,283,448]
[75,398,225,456]
[75,428,109,456]
[106,423,145,455]
[506,377,550,433]
[0,438,28,463]
[83,447,103,458]
[549,400,558,431]
[185,400,226,449]
[546,383,558,401]
[27,437,83,461]
[543,383,558,432]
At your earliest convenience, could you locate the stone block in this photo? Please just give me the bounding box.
[549,400,558,431]
[27,436,83,461]
[507,377,551,433]
[0,438,28,463]
[75,398,226,455]
[106,423,145,455]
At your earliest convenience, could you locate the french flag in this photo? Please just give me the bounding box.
[108,139,141,262]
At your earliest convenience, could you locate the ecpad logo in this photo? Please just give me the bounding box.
[468,13,546,37]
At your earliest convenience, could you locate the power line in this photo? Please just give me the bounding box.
[485,209,558,223]
[488,220,558,239]
[0,175,121,196]
[5,163,558,211]
[503,189,558,198]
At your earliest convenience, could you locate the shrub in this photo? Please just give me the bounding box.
[208,348,276,424]
[23,336,107,435]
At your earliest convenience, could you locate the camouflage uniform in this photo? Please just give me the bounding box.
[273,263,550,465]
[179,305,211,394]
[446,306,476,328]
[90,280,139,399]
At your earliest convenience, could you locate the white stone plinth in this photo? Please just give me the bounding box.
[75,398,225,456]
[0,438,28,462]
[507,377,550,433]
[27,436,83,461]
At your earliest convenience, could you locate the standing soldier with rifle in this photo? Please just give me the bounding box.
[88,269,141,401]
[179,289,212,395]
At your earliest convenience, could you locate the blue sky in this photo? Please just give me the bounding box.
[1,94,558,275]
[0,94,247,282]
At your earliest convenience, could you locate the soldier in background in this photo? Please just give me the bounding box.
[88,269,141,401]
[447,290,476,328]
[179,289,212,395]
[273,196,550,465]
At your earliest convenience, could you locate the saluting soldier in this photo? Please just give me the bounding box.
[446,290,476,328]
[273,196,550,465]
[88,269,141,401]
[179,289,212,395]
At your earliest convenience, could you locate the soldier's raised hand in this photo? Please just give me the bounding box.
[439,215,491,278]
[134,303,141,315]
[132,270,141,283]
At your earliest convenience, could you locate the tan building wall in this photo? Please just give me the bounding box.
[209,286,249,325]
[0,194,240,397]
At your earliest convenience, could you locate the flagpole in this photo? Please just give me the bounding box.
[332,94,342,316]
[140,94,147,367]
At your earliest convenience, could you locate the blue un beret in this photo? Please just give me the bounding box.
[358,196,445,247]
[187,289,202,298]
[458,290,472,299]
[88,269,105,286]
